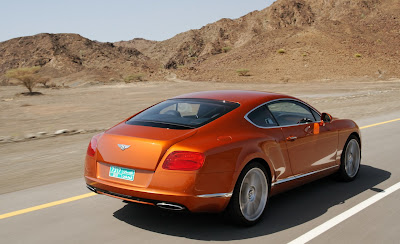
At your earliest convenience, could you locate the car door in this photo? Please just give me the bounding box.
[267,100,338,175]
[245,104,293,180]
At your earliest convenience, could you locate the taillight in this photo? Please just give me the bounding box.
[86,133,103,157]
[162,151,205,171]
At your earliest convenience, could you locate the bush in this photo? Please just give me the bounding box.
[124,74,144,83]
[277,49,286,54]
[0,77,10,86]
[48,82,57,88]
[39,77,50,87]
[236,69,250,76]
[354,53,362,58]
[5,66,43,94]
[222,46,232,53]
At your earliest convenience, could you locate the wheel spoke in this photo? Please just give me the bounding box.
[249,173,257,187]
[254,193,261,210]
[242,201,249,215]
[248,202,255,216]
[349,142,355,154]
[349,157,354,174]
[255,175,262,190]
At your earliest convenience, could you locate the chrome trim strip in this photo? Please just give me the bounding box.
[196,192,233,198]
[244,98,321,129]
[271,165,339,186]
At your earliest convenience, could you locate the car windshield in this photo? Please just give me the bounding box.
[126,98,240,129]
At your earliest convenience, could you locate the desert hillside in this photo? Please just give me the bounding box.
[1,0,399,83]
[116,0,399,82]
[0,33,163,83]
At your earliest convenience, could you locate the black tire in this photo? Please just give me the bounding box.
[337,135,361,181]
[225,162,270,226]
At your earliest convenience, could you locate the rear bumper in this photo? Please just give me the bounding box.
[85,176,231,212]
[86,184,187,211]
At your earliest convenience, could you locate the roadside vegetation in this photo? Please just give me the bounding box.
[222,46,232,53]
[124,73,145,83]
[5,66,49,95]
[277,48,286,54]
[236,69,250,76]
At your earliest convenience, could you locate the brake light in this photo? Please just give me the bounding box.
[86,133,103,157]
[162,151,205,171]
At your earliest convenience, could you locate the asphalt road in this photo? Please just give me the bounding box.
[1,114,399,244]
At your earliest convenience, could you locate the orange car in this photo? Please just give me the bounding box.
[85,90,361,226]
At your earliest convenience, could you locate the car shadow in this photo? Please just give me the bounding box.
[113,165,390,241]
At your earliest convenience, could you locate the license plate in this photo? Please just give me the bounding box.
[109,166,135,181]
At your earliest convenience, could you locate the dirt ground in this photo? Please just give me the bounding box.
[0,78,400,194]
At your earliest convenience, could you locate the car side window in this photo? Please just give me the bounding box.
[267,101,315,126]
[247,105,277,127]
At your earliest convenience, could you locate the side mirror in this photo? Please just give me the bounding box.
[321,113,332,123]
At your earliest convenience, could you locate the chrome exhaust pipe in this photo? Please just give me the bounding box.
[86,184,97,193]
[156,202,185,211]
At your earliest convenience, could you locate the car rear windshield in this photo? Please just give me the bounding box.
[126,98,240,129]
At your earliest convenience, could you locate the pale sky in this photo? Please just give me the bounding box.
[0,0,275,43]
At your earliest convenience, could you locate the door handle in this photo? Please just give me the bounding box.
[286,136,297,141]
[304,125,312,134]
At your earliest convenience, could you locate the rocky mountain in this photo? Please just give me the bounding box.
[116,0,399,82]
[0,33,162,83]
[1,0,399,83]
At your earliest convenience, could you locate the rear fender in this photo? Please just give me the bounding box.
[229,147,276,192]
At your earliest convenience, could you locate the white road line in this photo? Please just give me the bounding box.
[288,182,400,244]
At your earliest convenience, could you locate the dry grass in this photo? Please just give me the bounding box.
[277,49,286,54]
[236,69,250,76]
[222,46,232,53]
[124,74,145,83]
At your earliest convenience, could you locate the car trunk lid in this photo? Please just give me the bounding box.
[96,122,197,171]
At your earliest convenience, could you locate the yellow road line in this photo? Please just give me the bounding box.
[0,192,96,220]
[1,117,400,220]
[360,118,400,130]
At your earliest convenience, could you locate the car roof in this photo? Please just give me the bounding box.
[172,90,294,104]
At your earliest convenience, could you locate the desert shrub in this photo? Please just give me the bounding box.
[236,69,250,76]
[5,66,43,94]
[38,77,50,87]
[48,82,57,88]
[354,53,362,58]
[0,77,10,86]
[165,60,178,69]
[188,46,193,56]
[277,49,286,54]
[222,46,232,53]
[124,74,144,83]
